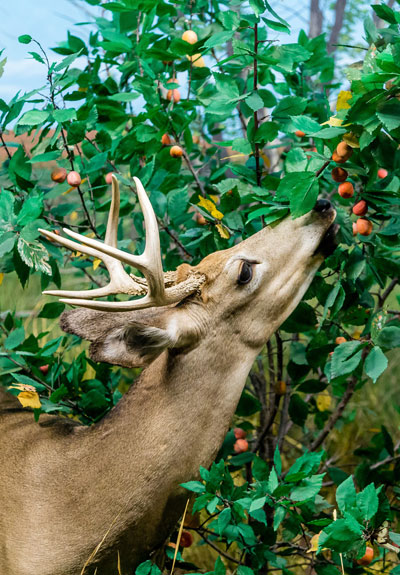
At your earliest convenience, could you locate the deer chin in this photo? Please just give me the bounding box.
[313,223,339,257]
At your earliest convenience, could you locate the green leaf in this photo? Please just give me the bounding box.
[336,475,357,513]
[203,31,235,50]
[232,138,252,155]
[254,122,279,145]
[17,237,51,275]
[319,516,363,553]
[372,4,400,24]
[217,507,231,534]
[308,127,346,139]
[18,34,32,44]
[274,446,282,476]
[357,483,379,520]
[263,18,289,32]
[290,115,321,133]
[38,302,65,319]
[108,92,140,102]
[288,393,309,426]
[180,481,205,493]
[291,474,324,501]
[12,373,46,392]
[17,195,43,226]
[245,92,264,112]
[376,326,400,349]
[364,346,388,382]
[17,109,50,126]
[277,172,319,219]
[330,341,364,379]
[273,96,307,118]
[273,506,286,530]
[4,327,25,350]
[53,108,77,123]
[376,99,400,131]
[249,0,265,17]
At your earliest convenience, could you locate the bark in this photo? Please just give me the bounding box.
[328,0,347,53]
[309,0,323,38]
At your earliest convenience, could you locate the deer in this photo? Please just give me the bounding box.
[0,176,337,575]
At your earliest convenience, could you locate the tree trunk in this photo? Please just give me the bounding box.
[328,0,347,53]
[309,0,323,38]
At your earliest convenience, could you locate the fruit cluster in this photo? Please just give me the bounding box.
[233,427,249,453]
[330,139,377,237]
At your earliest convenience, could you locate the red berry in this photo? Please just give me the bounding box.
[179,531,193,548]
[39,365,49,375]
[234,427,246,439]
[377,168,388,179]
[105,172,114,185]
[234,439,249,453]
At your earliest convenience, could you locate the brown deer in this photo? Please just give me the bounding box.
[0,176,337,575]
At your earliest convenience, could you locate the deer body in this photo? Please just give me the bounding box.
[0,177,337,575]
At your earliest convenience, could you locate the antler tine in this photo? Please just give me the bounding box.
[104,175,119,248]
[61,177,166,305]
[38,176,145,299]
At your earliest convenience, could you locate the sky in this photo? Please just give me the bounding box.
[0,0,97,101]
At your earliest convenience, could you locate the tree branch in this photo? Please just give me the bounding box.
[328,0,347,54]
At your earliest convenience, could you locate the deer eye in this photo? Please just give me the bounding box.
[237,261,253,285]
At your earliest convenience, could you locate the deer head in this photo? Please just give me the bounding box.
[39,176,336,368]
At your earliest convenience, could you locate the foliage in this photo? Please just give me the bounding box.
[0,0,399,572]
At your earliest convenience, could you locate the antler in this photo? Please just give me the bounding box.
[39,176,205,312]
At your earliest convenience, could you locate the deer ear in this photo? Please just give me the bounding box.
[60,308,185,368]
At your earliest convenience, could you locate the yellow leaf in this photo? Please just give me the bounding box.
[316,390,331,412]
[343,132,360,149]
[260,151,271,168]
[70,211,78,222]
[62,178,87,195]
[209,194,219,203]
[321,116,344,127]
[307,533,320,553]
[336,90,352,110]
[216,223,230,239]
[197,196,224,220]
[93,258,101,270]
[17,391,42,409]
[0,273,4,286]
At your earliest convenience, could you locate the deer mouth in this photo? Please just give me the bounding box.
[314,223,339,257]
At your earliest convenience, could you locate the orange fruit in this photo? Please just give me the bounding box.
[170,145,183,158]
[336,141,353,160]
[356,218,373,236]
[295,130,305,137]
[182,30,198,44]
[161,133,171,146]
[352,200,367,216]
[67,171,82,187]
[357,546,374,566]
[51,167,67,183]
[332,151,346,163]
[275,380,287,395]
[332,167,348,182]
[338,182,354,198]
[352,222,358,236]
[335,336,347,344]
[167,89,180,103]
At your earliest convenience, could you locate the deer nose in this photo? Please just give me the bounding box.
[314,199,332,213]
